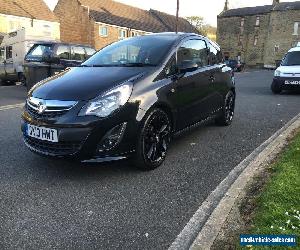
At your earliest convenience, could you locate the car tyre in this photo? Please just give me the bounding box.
[271,80,282,94]
[133,108,172,170]
[215,90,235,126]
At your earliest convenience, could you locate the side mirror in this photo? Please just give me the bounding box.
[178,60,198,73]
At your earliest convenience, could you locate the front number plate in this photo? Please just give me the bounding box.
[284,80,300,85]
[26,124,58,142]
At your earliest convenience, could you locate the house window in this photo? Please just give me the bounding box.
[255,16,260,26]
[6,46,13,59]
[238,35,242,45]
[254,35,258,46]
[99,26,108,37]
[240,18,245,27]
[131,31,139,37]
[293,22,299,35]
[119,29,127,39]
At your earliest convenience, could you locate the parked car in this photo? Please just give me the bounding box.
[225,59,244,72]
[24,42,96,91]
[21,33,235,170]
[272,46,300,94]
[0,28,58,85]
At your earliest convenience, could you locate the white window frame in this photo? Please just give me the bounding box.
[254,35,258,46]
[240,18,245,27]
[131,31,139,37]
[293,22,299,35]
[255,16,260,26]
[99,26,108,37]
[119,29,127,39]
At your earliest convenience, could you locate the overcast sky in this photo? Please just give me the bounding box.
[44,0,298,26]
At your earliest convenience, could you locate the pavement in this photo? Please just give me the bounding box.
[0,70,299,249]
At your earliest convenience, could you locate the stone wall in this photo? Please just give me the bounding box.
[264,9,300,67]
[217,13,270,67]
[217,7,300,68]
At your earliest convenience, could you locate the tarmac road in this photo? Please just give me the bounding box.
[0,70,299,249]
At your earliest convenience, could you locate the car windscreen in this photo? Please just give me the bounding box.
[25,44,53,61]
[82,36,177,67]
[281,51,300,66]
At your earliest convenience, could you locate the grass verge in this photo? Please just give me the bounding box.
[242,131,300,249]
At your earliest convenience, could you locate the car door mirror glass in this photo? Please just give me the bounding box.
[177,60,198,73]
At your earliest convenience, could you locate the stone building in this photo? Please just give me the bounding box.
[0,0,60,42]
[54,0,198,50]
[217,0,300,68]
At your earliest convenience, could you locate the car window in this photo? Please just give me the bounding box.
[208,42,223,65]
[281,51,300,66]
[83,35,177,66]
[56,45,70,60]
[6,46,13,59]
[26,44,52,61]
[85,47,96,59]
[164,54,177,77]
[177,39,208,68]
[72,46,86,61]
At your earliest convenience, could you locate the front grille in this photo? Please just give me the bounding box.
[26,97,77,120]
[24,135,82,156]
[26,103,68,119]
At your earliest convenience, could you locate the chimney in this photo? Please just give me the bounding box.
[224,0,229,11]
[273,0,279,5]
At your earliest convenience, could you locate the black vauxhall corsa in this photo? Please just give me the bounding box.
[21,33,236,170]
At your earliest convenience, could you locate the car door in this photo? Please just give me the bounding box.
[4,46,17,81]
[206,41,226,113]
[172,39,216,129]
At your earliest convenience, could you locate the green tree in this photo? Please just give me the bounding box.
[185,16,205,35]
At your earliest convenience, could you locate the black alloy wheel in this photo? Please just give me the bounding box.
[216,90,235,126]
[134,109,172,170]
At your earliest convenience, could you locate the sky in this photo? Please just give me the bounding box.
[43,0,299,26]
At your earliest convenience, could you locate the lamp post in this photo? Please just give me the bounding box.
[175,0,179,33]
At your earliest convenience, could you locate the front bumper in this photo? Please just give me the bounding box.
[273,76,300,90]
[21,102,140,161]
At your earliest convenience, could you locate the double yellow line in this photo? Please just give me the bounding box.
[0,103,24,111]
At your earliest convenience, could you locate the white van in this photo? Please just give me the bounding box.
[272,46,300,93]
[0,27,58,85]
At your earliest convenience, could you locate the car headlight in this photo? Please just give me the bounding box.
[78,83,133,117]
[274,70,281,77]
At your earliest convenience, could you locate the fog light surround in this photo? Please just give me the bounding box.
[97,122,127,152]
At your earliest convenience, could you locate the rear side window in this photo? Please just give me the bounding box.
[177,39,208,67]
[85,47,96,59]
[208,42,223,65]
[26,44,52,60]
[72,46,86,61]
[56,45,70,60]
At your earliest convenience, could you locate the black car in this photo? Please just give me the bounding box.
[225,59,244,72]
[21,33,235,170]
[24,42,96,90]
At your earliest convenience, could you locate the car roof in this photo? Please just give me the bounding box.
[288,46,300,52]
[32,41,95,48]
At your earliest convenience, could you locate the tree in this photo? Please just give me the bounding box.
[185,16,205,35]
